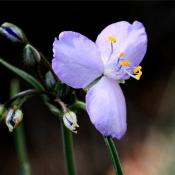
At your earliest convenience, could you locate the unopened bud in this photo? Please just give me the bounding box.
[6,108,23,132]
[0,22,28,43]
[63,111,79,133]
[23,44,41,66]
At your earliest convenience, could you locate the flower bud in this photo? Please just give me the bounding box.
[5,108,23,132]
[0,22,28,43]
[63,111,79,133]
[23,44,41,66]
[45,71,57,91]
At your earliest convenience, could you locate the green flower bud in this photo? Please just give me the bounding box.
[0,22,28,43]
[45,71,56,90]
[6,108,23,132]
[63,111,79,133]
[23,44,41,66]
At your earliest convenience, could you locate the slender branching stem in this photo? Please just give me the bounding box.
[39,52,59,81]
[54,98,76,175]
[5,89,55,107]
[10,79,32,175]
[61,122,76,175]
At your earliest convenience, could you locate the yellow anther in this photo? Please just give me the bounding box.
[133,66,142,74]
[119,52,124,57]
[108,36,117,43]
[133,66,142,80]
[120,60,130,66]
[135,71,142,80]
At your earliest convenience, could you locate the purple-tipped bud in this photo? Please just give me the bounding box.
[0,22,28,43]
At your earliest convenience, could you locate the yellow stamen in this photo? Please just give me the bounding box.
[108,36,117,43]
[135,71,142,80]
[119,52,124,57]
[133,66,142,73]
[133,66,142,80]
[120,60,130,66]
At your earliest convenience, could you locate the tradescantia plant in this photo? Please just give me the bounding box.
[0,21,147,175]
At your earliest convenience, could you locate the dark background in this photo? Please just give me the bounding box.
[0,1,175,175]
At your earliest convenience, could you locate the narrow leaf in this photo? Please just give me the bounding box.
[0,58,44,90]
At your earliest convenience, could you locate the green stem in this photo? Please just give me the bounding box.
[61,122,76,175]
[15,125,32,175]
[5,89,54,107]
[39,52,59,82]
[104,137,124,175]
[10,79,32,175]
[0,89,54,122]
[69,100,86,112]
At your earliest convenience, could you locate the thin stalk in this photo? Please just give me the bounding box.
[69,100,86,112]
[15,124,32,175]
[104,137,124,175]
[10,79,32,175]
[5,89,54,107]
[54,98,76,175]
[61,122,76,175]
[0,89,54,122]
[39,52,59,82]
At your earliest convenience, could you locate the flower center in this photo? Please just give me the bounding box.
[106,36,143,81]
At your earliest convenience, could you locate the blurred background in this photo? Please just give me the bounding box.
[0,1,174,175]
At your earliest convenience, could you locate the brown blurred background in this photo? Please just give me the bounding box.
[0,1,175,175]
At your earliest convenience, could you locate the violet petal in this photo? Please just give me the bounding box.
[96,21,147,66]
[86,76,127,139]
[52,31,104,88]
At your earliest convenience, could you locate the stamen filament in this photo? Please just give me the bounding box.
[124,66,142,80]
[124,69,138,80]
[108,42,114,59]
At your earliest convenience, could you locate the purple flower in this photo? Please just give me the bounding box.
[52,21,147,139]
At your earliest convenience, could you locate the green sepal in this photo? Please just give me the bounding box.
[117,80,125,84]
[45,71,56,91]
[23,44,41,67]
